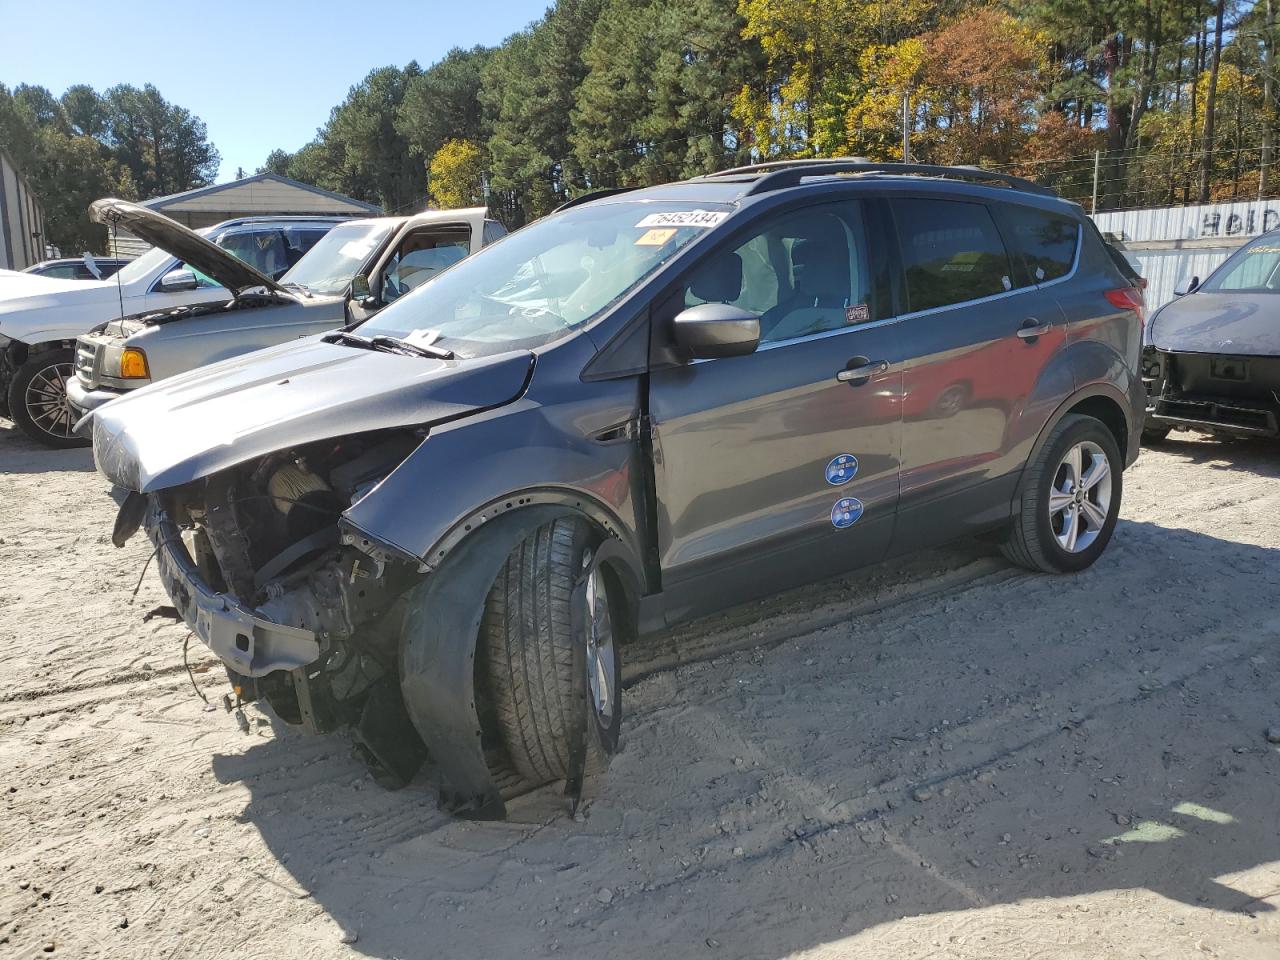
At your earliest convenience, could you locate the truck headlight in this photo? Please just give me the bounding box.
[119,347,150,379]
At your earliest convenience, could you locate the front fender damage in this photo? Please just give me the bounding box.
[123,421,627,818]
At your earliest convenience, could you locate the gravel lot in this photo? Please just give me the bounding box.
[1,419,1278,960]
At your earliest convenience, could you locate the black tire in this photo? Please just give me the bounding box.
[478,517,621,788]
[1002,414,1122,574]
[6,348,89,448]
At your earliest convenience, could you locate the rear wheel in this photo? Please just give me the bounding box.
[478,517,621,789]
[6,349,89,448]
[1002,414,1122,573]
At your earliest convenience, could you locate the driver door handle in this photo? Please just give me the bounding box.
[837,359,889,385]
[1016,319,1052,340]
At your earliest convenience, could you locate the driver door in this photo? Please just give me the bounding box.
[347,209,488,324]
[648,199,906,623]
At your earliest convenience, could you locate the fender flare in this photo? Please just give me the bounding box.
[398,502,641,820]
[421,486,647,593]
[1013,381,1133,501]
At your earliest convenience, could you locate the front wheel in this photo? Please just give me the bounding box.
[1002,414,1122,573]
[478,517,622,790]
[6,349,90,448]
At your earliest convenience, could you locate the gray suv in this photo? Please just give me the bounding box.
[87,160,1145,818]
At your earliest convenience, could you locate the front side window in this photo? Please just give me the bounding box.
[893,199,1014,312]
[381,225,472,303]
[1202,235,1280,292]
[356,200,728,357]
[681,200,888,345]
[995,204,1079,286]
[216,229,291,279]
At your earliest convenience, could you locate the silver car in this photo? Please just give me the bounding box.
[69,200,501,417]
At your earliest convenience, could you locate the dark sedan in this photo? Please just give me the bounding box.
[24,256,131,280]
[1143,231,1280,441]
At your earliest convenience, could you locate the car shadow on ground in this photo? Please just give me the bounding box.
[0,419,95,474]
[209,515,1280,959]
[1150,430,1280,478]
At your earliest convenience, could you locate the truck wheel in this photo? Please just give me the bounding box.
[1141,424,1171,445]
[1002,414,1122,574]
[478,517,621,788]
[6,349,89,449]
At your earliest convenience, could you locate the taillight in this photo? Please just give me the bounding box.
[1105,286,1146,328]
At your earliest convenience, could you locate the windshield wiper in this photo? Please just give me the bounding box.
[322,329,454,360]
[281,281,312,298]
[371,335,454,360]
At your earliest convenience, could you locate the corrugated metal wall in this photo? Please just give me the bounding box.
[0,150,47,270]
[1092,200,1280,309]
[1093,200,1280,243]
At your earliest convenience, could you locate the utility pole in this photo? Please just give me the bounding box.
[1263,0,1276,200]
[902,90,911,163]
[1092,150,1101,214]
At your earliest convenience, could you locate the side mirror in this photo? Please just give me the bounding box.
[158,268,198,292]
[350,274,372,301]
[1173,275,1199,297]
[672,303,760,359]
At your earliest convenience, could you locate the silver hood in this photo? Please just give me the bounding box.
[89,337,534,493]
[90,198,286,295]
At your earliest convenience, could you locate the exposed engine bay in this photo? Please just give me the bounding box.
[144,429,430,785]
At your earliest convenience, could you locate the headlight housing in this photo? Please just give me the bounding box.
[119,347,150,379]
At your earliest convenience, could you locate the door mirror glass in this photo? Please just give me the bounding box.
[673,303,760,359]
[158,268,198,292]
[350,274,372,301]
[1173,275,1199,296]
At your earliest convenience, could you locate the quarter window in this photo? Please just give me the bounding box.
[682,201,888,345]
[995,204,1079,286]
[892,199,1014,312]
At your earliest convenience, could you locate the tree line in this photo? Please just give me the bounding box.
[3,1,1275,250]
[0,83,220,251]
[262,0,1277,226]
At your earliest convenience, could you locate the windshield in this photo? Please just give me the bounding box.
[355,201,731,357]
[1203,235,1280,292]
[281,220,397,296]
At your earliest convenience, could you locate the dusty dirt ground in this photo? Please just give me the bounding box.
[1,418,1278,960]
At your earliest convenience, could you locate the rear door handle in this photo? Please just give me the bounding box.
[1017,319,1052,340]
[837,359,889,385]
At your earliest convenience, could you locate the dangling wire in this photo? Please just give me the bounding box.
[183,632,209,704]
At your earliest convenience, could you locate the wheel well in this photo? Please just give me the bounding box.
[1065,394,1128,455]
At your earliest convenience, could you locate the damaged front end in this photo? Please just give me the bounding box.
[137,429,432,787]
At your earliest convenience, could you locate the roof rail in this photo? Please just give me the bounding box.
[553,186,642,213]
[695,157,1056,199]
[696,157,874,179]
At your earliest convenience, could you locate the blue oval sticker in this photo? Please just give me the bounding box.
[825,454,859,485]
[831,497,864,528]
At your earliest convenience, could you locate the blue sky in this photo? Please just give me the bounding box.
[0,0,552,183]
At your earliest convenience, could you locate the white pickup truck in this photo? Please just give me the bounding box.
[57,200,503,448]
[0,213,347,447]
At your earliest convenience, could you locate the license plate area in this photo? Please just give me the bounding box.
[1209,357,1249,382]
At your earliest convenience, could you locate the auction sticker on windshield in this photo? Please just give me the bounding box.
[635,210,728,229]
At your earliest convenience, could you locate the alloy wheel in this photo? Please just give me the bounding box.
[583,566,616,723]
[1048,440,1112,553]
[24,361,77,441]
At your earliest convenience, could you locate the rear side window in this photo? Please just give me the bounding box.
[891,199,1013,312]
[995,204,1080,285]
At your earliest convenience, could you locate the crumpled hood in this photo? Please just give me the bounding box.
[91,198,285,295]
[1149,292,1280,357]
[89,337,534,492]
